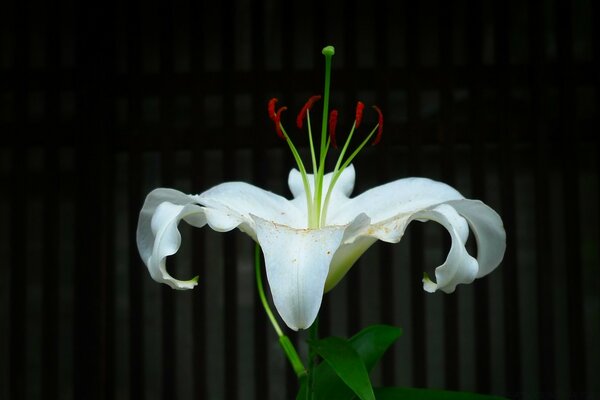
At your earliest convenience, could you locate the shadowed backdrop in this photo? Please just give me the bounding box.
[0,0,599,399]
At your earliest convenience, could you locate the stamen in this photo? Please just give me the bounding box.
[355,101,365,128]
[274,106,288,139]
[296,95,322,129]
[328,110,339,149]
[371,105,383,145]
[268,98,278,121]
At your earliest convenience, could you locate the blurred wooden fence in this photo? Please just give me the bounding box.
[0,0,599,399]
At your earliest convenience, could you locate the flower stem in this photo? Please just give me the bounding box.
[255,243,307,378]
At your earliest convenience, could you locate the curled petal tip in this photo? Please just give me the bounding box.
[422,272,437,293]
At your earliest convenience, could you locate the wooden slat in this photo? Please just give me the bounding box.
[8,0,28,398]
[72,2,115,397]
[250,1,269,399]
[41,1,61,396]
[556,1,586,397]
[404,0,427,388]
[9,148,27,400]
[593,1,600,397]
[375,0,396,388]
[529,0,555,396]
[465,0,492,394]
[126,0,145,398]
[494,0,522,398]
[438,0,459,391]
[219,3,238,399]
[189,0,207,398]
[158,1,177,398]
[343,0,361,341]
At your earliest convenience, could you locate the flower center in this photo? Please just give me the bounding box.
[267,45,384,229]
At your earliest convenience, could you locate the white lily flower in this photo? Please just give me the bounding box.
[136,45,505,330]
[136,164,505,330]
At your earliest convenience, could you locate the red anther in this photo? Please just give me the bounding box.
[355,101,365,128]
[372,106,383,145]
[296,95,322,129]
[329,110,339,149]
[274,106,287,139]
[268,98,278,121]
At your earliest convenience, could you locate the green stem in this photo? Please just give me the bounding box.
[255,244,307,378]
[314,46,335,227]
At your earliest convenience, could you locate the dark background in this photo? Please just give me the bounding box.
[1,0,599,399]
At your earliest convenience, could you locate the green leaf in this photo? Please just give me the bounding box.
[373,387,509,400]
[296,325,402,400]
[350,325,402,371]
[309,337,375,400]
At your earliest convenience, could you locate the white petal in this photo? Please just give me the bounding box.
[327,177,464,225]
[412,204,478,293]
[447,199,506,277]
[321,177,504,293]
[137,188,208,289]
[324,214,376,292]
[138,183,305,290]
[315,178,470,292]
[253,215,366,330]
[354,200,502,293]
[288,165,356,215]
[325,235,377,292]
[196,181,305,229]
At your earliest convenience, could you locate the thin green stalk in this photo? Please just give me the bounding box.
[319,122,357,225]
[255,243,283,337]
[306,111,318,175]
[319,171,342,227]
[314,46,335,227]
[280,123,314,224]
[320,124,378,226]
[333,121,357,173]
[255,244,307,378]
[338,124,379,173]
[319,47,334,166]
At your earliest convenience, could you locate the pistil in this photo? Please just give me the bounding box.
[313,46,335,228]
[267,45,383,229]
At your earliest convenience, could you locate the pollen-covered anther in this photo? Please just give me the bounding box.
[329,110,339,149]
[296,95,322,129]
[355,101,365,128]
[268,98,278,121]
[372,105,383,145]
[274,106,288,139]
